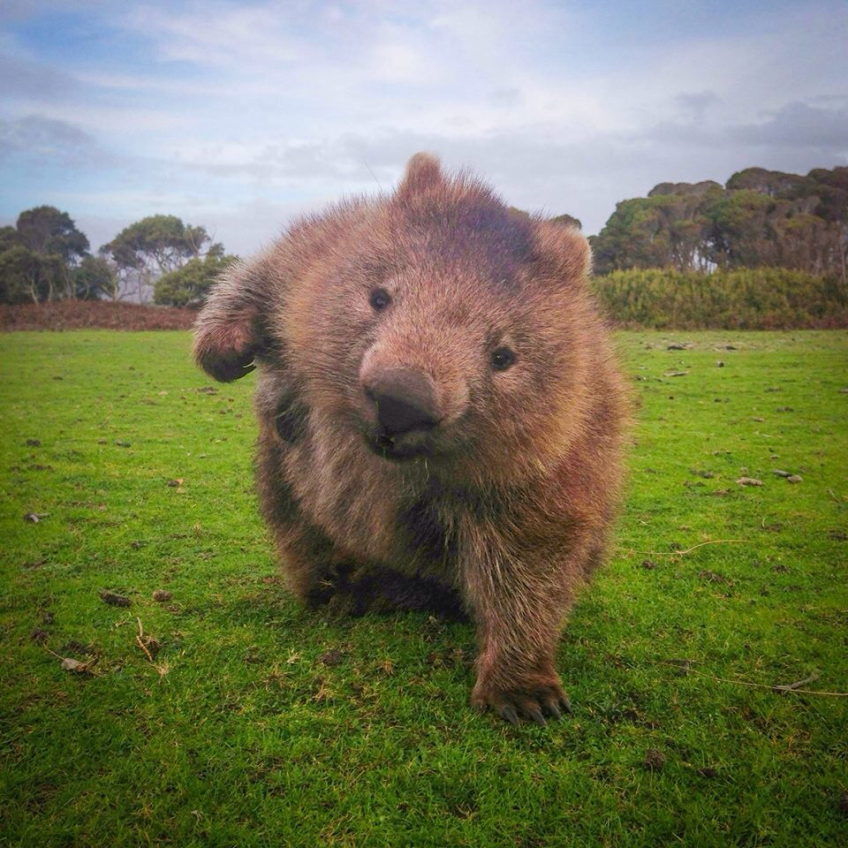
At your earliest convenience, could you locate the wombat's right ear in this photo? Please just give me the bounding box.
[397,152,443,199]
[533,220,592,284]
[192,257,270,382]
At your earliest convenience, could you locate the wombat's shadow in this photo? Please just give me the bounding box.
[224,575,476,652]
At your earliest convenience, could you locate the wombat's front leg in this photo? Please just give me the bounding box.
[463,539,580,726]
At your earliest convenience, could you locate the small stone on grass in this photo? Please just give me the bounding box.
[30,627,49,643]
[644,748,665,771]
[99,590,131,607]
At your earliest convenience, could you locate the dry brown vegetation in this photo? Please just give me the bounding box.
[0,301,196,331]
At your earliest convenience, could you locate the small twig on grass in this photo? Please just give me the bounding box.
[136,617,154,663]
[627,539,745,559]
[773,673,820,693]
[136,618,168,677]
[659,660,846,697]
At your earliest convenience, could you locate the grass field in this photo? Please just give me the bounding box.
[1,330,847,847]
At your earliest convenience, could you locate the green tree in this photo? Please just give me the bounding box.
[153,252,238,307]
[0,207,91,302]
[0,226,23,253]
[592,167,847,279]
[0,245,65,304]
[101,215,211,302]
[73,255,119,301]
[16,205,90,264]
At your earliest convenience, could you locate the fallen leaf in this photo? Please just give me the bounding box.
[152,589,172,602]
[60,656,98,674]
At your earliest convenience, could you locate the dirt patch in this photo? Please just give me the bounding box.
[0,301,196,331]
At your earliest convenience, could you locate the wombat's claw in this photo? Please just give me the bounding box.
[475,680,571,727]
[546,693,572,716]
[499,705,520,727]
[526,706,547,727]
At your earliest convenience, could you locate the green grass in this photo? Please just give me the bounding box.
[1,330,847,847]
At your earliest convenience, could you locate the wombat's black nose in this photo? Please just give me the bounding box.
[364,368,439,435]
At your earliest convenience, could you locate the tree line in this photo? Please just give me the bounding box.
[2,164,845,308]
[589,165,847,280]
[0,209,236,307]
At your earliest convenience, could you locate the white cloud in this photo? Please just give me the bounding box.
[1,0,846,254]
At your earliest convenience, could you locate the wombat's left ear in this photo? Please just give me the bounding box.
[193,257,270,382]
[396,152,444,199]
[533,221,592,282]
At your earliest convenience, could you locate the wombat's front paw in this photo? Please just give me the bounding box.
[471,675,571,727]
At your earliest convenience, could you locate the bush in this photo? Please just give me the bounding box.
[590,267,848,329]
[153,253,238,307]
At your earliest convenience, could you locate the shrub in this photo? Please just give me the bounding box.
[590,267,848,329]
[153,253,238,307]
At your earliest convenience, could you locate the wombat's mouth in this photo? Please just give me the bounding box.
[365,428,433,462]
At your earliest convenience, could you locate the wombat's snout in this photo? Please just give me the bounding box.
[363,368,440,436]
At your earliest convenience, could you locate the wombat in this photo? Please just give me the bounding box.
[193,153,628,726]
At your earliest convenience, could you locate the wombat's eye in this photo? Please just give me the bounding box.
[369,288,391,311]
[491,346,516,371]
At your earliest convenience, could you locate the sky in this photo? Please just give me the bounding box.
[1,0,846,257]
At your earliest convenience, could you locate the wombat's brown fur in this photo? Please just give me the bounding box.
[194,153,628,726]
